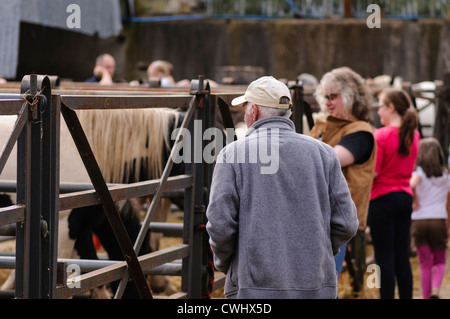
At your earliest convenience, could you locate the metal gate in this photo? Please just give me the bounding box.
[0,74,218,299]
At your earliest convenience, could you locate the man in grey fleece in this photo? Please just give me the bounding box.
[206,76,358,299]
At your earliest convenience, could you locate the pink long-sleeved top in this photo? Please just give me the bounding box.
[370,126,420,201]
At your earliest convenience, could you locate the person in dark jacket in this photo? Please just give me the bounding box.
[85,53,116,85]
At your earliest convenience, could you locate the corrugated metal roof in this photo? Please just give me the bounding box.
[0,0,122,79]
[0,1,21,79]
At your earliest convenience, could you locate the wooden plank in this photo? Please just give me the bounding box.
[59,174,192,210]
[61,94,192,110]
[0,205,25,225]
[55,244,189,299]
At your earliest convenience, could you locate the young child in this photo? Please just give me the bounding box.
[410,137,450,299]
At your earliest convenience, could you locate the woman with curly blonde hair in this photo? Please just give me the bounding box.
[314,66,372,122]
[310,67,376,294]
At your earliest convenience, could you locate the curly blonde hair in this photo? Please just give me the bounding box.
[314,67,372,122]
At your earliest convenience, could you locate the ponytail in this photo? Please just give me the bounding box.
[380,88,419,156]
[398,108,419,156]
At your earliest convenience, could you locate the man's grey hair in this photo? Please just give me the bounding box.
[256,96,292,118]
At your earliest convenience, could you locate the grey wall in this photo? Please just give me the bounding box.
[125,18,450,84]
[15,19,450,84]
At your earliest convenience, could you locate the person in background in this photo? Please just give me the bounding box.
[368,87,420,299]
[311,66,376,296]
[86,53,116,85]
[146,60,176,87]
[410,137,450,299]
[133,59,219,89]
[206,76,358,299]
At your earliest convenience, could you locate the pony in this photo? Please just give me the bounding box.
[0,107,183,297]
[70,108,183,296]
[67,198,152,298]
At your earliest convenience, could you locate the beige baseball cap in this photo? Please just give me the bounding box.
[231,76,292,109]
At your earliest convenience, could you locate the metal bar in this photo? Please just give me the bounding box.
[0,205,25,226]
[0,99,26,115]
[61,94,192,110]
[40,92,60,298]
[55,244,189,299]
[0,180,121,193]
[148,222,183,237]
[0,221,183,237]
[189,78,207,299]
[14,93,29,298]
[204,81,215,197]
[434,74,449,160]
[0,94,21,99]
[15,74,44,298]
[60,103,152,299]
[0,178,189,194]
[59,175,191,211]
[217,97,236,134]
[0,225,16,236]
[0,104,28,176]
[0,256,15,268]
[291,83,304,133]
[58,182,119,193]
[202,81,215,297]
[0,256,182,276]
[28,77,45,299]
[56,88,191,95]
[303,100,315,130]
[181,102,196,296]
[114,93,199,298]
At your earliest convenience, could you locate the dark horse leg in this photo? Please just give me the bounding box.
[68,199,151,299]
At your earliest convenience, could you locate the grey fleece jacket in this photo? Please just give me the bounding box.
[206,116,358,299]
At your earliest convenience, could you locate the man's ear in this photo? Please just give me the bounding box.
[251,104,259,121]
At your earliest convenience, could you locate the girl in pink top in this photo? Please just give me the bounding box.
[370,124,420,200]
[368,88,420,299]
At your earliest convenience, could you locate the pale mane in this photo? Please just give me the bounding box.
[77,108,180,183]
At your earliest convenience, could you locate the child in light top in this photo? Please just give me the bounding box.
[410,137,450,299]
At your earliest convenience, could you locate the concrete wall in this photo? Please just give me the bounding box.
[15,19,450,84]
[125,18,450,84]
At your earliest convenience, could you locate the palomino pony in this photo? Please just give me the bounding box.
[0,107,183,297]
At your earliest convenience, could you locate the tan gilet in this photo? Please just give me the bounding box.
[310,116,376,230]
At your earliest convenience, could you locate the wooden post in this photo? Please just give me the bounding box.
[344,0,352,18]
[434,70,450,160]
